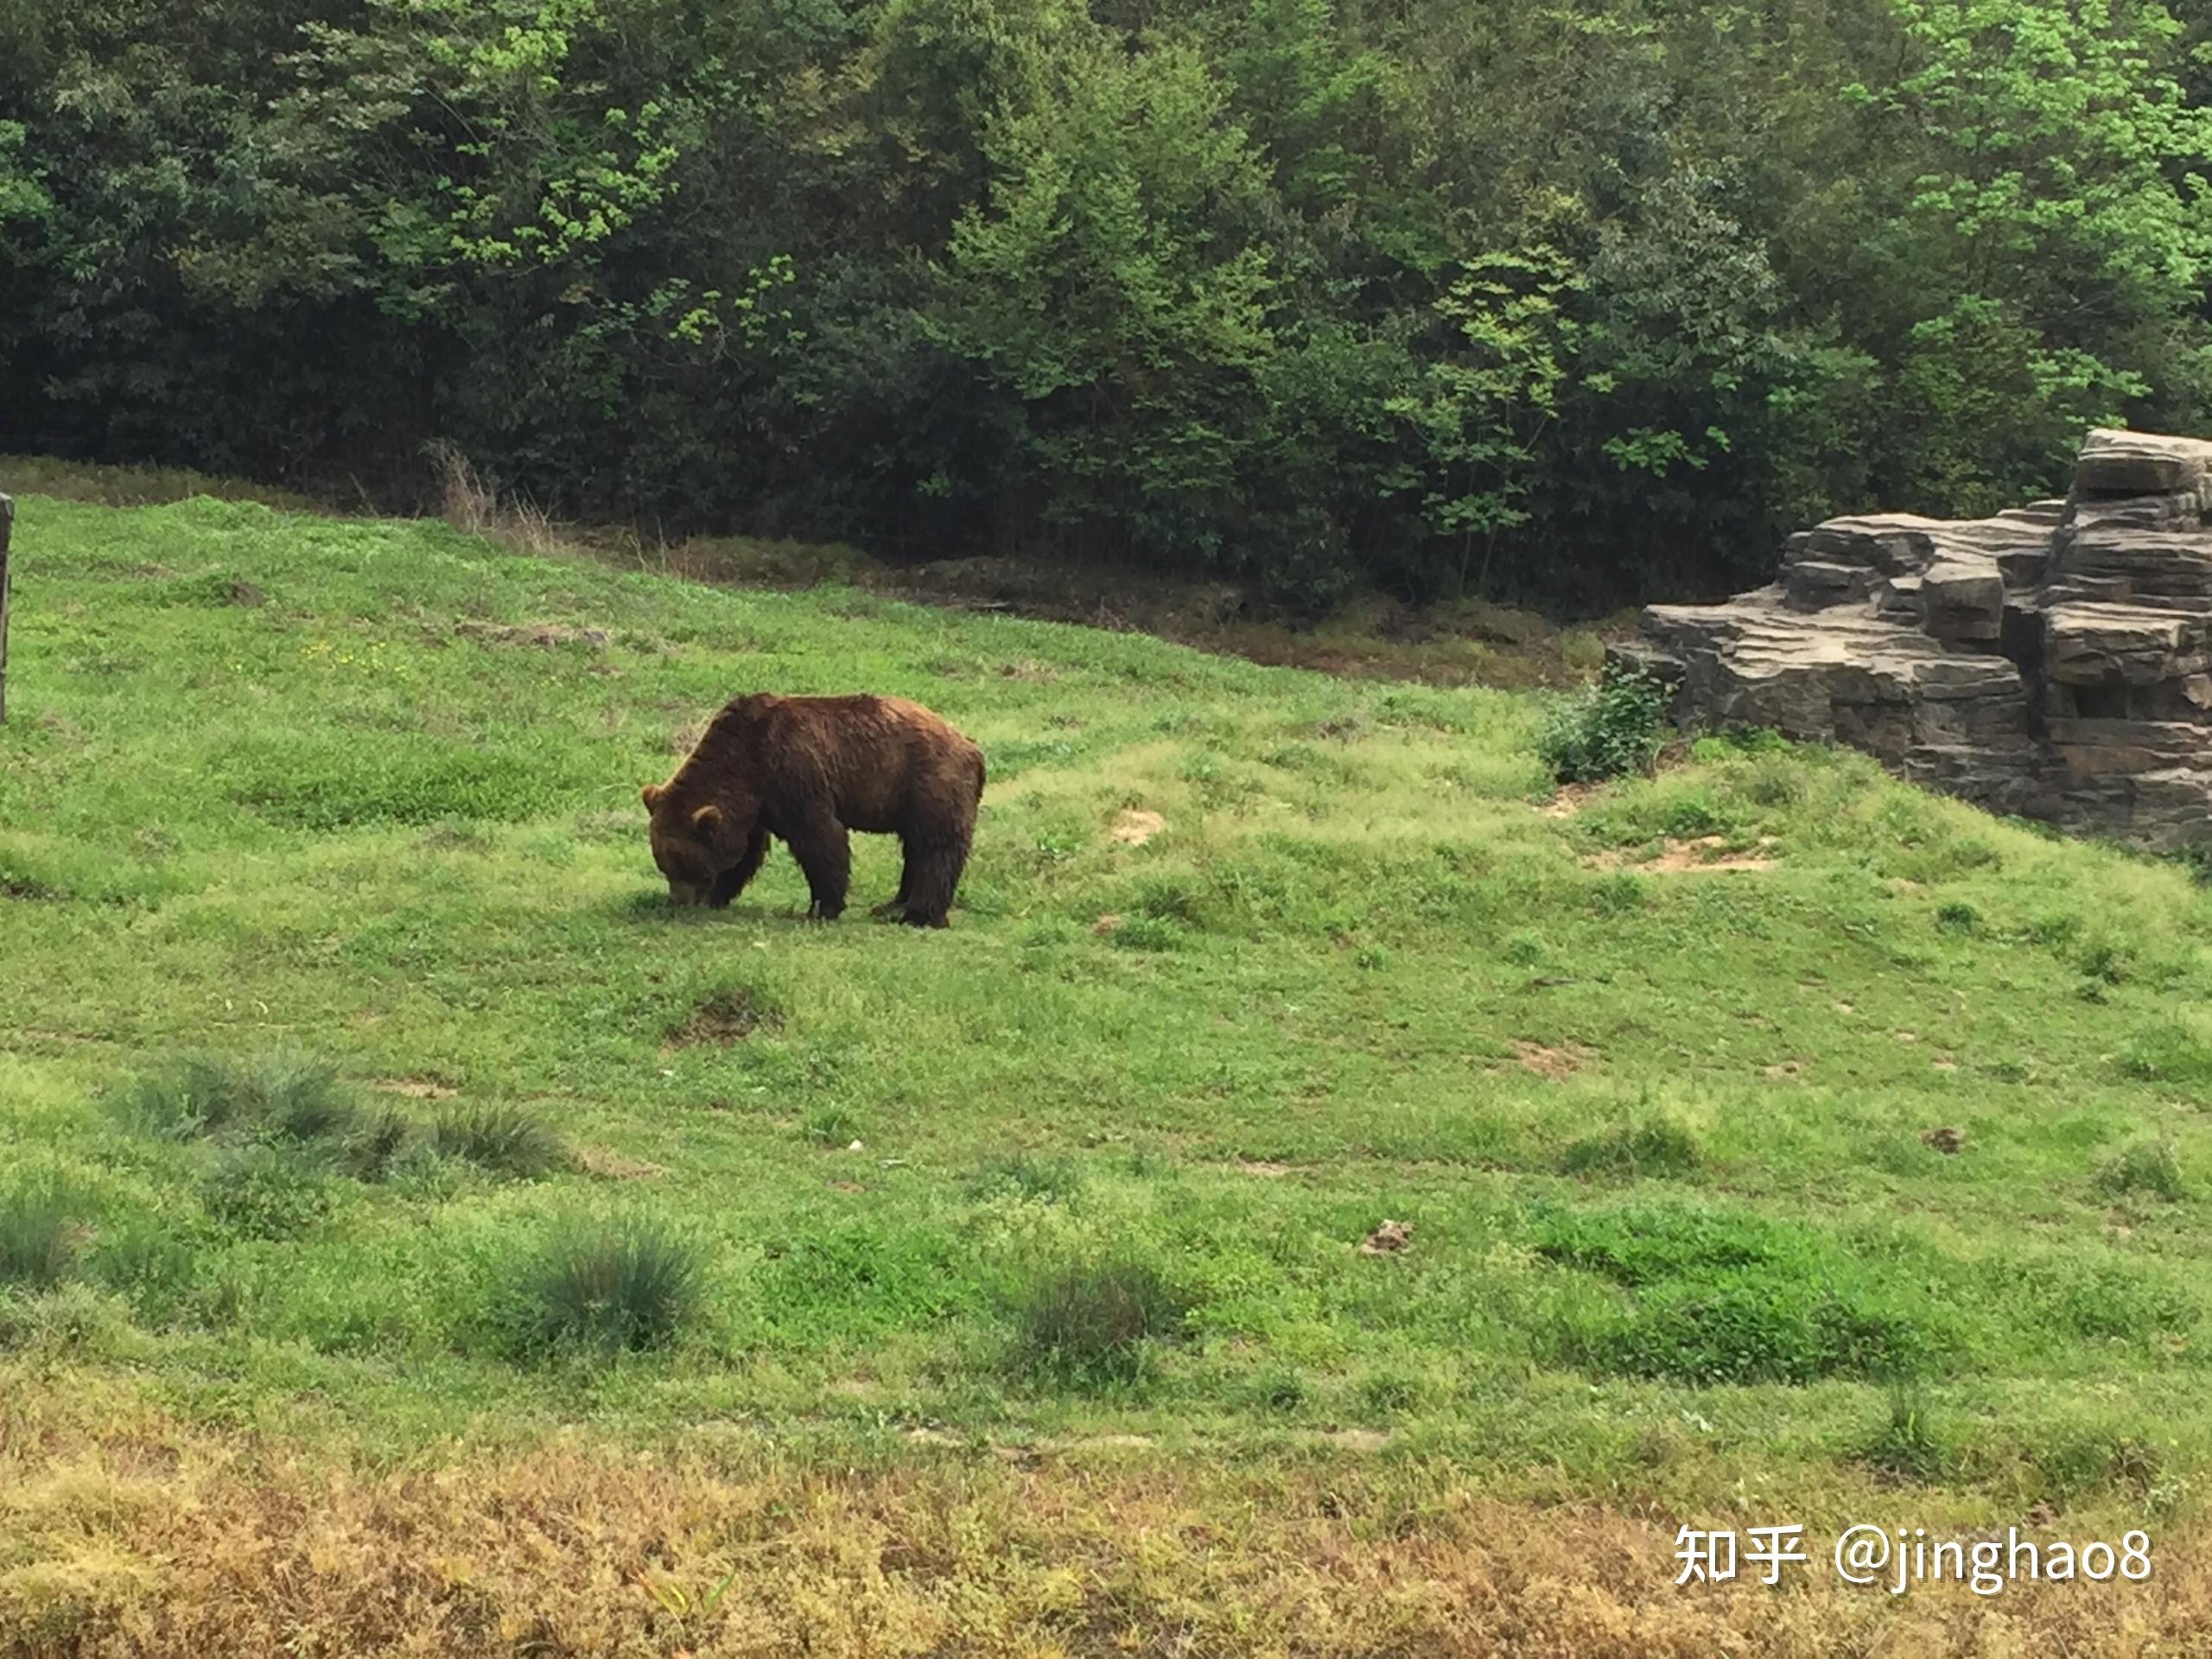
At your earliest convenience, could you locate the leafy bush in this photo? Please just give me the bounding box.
[433,1105,565,1178]
[200,1146,337,1241]
[1014,1258,1191,1387]
[514,1220,703,1357]
[2094,1140,2188,1204]
[1536,664,1672,785]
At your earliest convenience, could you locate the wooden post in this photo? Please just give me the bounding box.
[0,493,12,724]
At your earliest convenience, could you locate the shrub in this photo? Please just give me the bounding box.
[516,1220,703,1357]
[2094,1139,2187,1204]
[1014,1257,1190,1386]
[1536,663,1671,785]
[433,1105,565,1177]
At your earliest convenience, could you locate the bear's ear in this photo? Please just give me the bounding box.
[691,804,724,834]
[640,783,665,810]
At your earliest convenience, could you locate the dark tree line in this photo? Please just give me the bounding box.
[2,0,2207,611]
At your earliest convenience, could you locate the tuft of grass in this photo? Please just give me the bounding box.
[342,1105,417,1182]
[0,1181,85,1287]
[433,1104,566,1178]
[1535,663,1670,785]
[513,1220,704,1357]
[114,1051,361,1145]
[1560,1115,1702,1179]
[1861,1386,1950,1483]
[2094,1139,2188,1204]
[1013,1257,1191,1388]
[798,1106,863,1147]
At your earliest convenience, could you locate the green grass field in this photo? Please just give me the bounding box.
[6,485,2212,1652]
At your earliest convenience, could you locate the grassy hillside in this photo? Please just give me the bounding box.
[6,488,2212,1651]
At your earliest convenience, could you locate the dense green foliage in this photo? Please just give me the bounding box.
[3,0,2207,607]
[1536,661,1671,783]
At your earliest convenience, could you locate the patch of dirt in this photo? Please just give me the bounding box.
[1542,784,1601,819]
[1922,1126,1966,1155]
[1321,1429,1391,1452]
[373,1077,457,1100]
[1236,1160,1295,1179]
[998,660,1058,682]
[1109,809,1166,848]
[1513,1039,1594,1081]
[1090,913,1124,936]
[1763,1060,1807,1080]
[665,988,781,1048]
[454,620,610,650]
[1586,836,1778,874]
[1358,1220,1414,1256]
[575,1145,665,1179]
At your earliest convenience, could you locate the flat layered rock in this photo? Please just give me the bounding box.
[1616,429,2212,848]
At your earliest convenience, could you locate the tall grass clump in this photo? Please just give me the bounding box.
[512,1220,704,1357]
[1014,1256,1191,1387]
[0,1180,85,1287]
[1560,1114,1702,1179]
[113,1050,360,1145]
[1536,663,1671,785]
[434,1104,566,1177]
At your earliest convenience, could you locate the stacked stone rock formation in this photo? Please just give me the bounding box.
[1611,429,2212,848]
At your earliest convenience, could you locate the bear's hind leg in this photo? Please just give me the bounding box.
[899,835,970,929]
[785,813,851,920]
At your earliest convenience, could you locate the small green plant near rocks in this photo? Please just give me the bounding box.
[798,1105,863,1147]
[1014,1257,1191,1387]
[1536,663,1671,785]
[1560,1115,1702,1179]
[433,1104,566,1177]
[514,1219,704,1357]
[2094,1139,2188,1204]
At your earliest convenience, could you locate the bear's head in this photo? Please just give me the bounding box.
[641,782,733,906]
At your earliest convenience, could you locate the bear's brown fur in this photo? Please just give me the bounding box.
[642,693,985,927]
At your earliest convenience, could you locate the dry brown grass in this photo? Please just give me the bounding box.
[426,442,563,560]
[2,1379,2206,1658]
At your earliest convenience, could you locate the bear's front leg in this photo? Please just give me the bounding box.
[785,813,851,921]
[708,825,771,909]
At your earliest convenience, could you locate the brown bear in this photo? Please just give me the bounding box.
[642,692,985,927]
